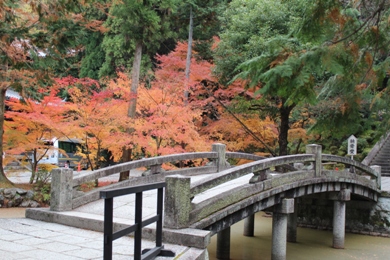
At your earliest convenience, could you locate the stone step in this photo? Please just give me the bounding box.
[371,161,390,165]
[372,154,390,158]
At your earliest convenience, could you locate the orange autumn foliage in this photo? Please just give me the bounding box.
[4,90,69,183]
[64,76,134,169]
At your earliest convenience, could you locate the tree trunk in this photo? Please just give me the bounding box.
[85,135,94,171]
[119,41,143,181]
[184,6,193,105]
[275,102,294,172]
[0,87,13,185]
[29,149,38,184]
[278,102,295,156]
[127,41,143,118]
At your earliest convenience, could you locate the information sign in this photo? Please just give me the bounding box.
[347,135,357,155]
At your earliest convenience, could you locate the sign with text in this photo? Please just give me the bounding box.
[347,135,357,155]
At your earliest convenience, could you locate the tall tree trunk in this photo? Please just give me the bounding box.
[29,149,38,184]
[85,133,94,171]
[275,103,294,173]
[119,41,143,181]
[184,6,193,105]
[127,41,143,118]
[0,87,13,185]
[278,103,295,156]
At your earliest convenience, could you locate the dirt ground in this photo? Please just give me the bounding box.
[0,208,26,218]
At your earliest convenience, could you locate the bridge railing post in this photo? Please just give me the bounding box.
[50,168,73,211]
[212,143,228,172]
[370,165,381,190]
[164,175,191,229]
[306,144,322,177]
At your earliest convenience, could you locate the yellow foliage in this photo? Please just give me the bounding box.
[38,163,58,173]
[201,112,278,152]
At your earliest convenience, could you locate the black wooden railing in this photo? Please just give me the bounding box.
[100,182,174,260]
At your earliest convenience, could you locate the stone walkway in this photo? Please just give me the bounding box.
[0,217,191,260]
[2,170,204,259]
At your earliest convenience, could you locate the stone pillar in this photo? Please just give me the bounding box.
[249,169,269,184]
[150,164,162,174]
[50,168,73,211]
[287,199,298,243]
[243,214,255,236]
[271,198,294,260]
[217,227,231,260]
[332,189,351,249]
[306,144,322,177]
[371,165,381,190]
[212,143,227,172]
[164,175,191,229]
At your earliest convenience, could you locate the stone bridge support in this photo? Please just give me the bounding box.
[272,198,294,260]
[243,214,255,237]
[287,199,298,243]
[216,227,231,260]
[332,188,351,249]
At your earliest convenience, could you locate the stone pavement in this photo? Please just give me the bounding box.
[22,173,250,260]
[3,170,210,259]
[0,217,192,260]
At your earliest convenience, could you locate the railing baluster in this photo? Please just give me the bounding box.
[134,192,143,260]
[103,197,113,260]
[100,182,174,260]
[156,187,163,247]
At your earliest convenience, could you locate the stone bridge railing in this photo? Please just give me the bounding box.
[163,144,381,230]
[49,143,381,218]
[50,143,266,210]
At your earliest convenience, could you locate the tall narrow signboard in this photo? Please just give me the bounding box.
[347,135,357,156]
[347,135,357,173]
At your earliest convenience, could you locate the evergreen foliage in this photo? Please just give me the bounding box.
[216,0,390,155]
[99,0,179,78]
[173,0,228,61]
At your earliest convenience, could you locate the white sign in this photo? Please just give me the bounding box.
[347,135,357,155]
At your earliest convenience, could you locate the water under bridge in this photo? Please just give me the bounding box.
[26,143,386,259]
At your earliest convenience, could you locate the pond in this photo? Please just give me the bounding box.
[208,212,390,260]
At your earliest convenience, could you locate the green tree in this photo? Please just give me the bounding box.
[214,0,296,85]
[297,0,390,137]
[216,0,390,156]
[215,0,308,156]
[79,1,109,79]
[174,0,228,61]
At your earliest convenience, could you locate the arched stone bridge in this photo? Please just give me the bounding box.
[164,145,379,233]
[30,143,382,260]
